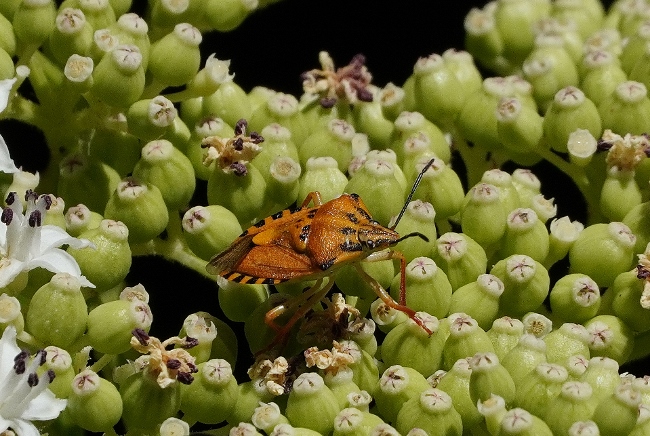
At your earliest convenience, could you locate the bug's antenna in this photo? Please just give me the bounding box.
[390,157,436,230]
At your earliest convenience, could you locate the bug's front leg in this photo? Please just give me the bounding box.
[357,251,433,335]
[300,191,323,208]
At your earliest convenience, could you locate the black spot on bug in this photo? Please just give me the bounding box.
[320,258,336,270]
[239,229,249,237]
[307,209,317,219]
[299,224,310,242]
[350,193,360,201]
[253,219,266,228]
[340,241,362,252]
[356,207,372,220]
[346,213,359,224]
[262,278,277,285]
[340,227,356,235]
[271,211,284,220]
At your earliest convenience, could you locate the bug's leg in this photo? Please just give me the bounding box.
[300,191,323,208]
[262,278,335,351]
[355,254,433,335]
[265,278,324,332]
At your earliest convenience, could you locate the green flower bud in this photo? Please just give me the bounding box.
[67,219,131,291]
[490,255,550,317]
[202,80,252,128]
[411,53,466,126]
[347,318,378,357]
[390,257,452,319]
[550,273,601,324]
[352,97,394,150]
[178,312,218,365]
[469,352,516,407]
[514,362,568,418]
[126,96,178,142]
[132,139,196,209]
[86,114,141,177]
[13,0,56,46]
[501,334,547,386]
[396,388,463,436]
[477,394,508,436]
[543,380,598,435]
[370,298,408,333]
[600,167,643,222]
[70,0,116,29]
[342,340,380,397]
[566,129,598,168]
[543,86,602,153]
[182,205,242,261]
[443,48,483,95]
[622,22,650,72]
[86,298,152,354]
[434,232,487,291]
[58,153,121,214]
[64,204,103,238]
[332,407,385,436]
[148,23,201,88]
[67,369,123,432]
[480,169,520,213]
[578,356,620,401]
[48,8,94,66]
[545,216,584,268]
[207,162,267,226]
[496,96,543,154]
[298,157,348,203]
[391,200,436,262]
[435,358,482,429]
[90,44,145,108]
[120,370,182,431]
[104,177,170,243]
[569,222,636,287]
[323,367,362,409]
[449,274,504,331]
[204,0,256,31]
[611,270,650,332]
[493,0,545,65]
[251,401,290,433]
[374,365,431,424]
[26,273,87,349]
[497,208,550,262]
[218,276,269,323]
[43,346,74,399]
[381,313,444,377]
[226,379,275,425]
[252,123,300,178]
[0,293,24,334]
[249,86,276,112]
[498,407,554,436]
[463,7,506,73]
[285,372,340,434]
[623,200,650,255]
[460,183,508,249]
[487,316,525,360]
[335,256,394,301]
[40,194,66,229]
[443,313,495,369]
[378,82,406,121]
[599,81,650,135]
[250,93,309,146]
[410,156,465,221]
[585,314,635,364]
[592,384,642,436]
[0,13,15,57]
[390,111,450,164]
[111,13,150,67]
[299,118,355,173]
[180,359,238,424]
[260,156,302,215]
[580,49,628,107]
[544,323,591,365]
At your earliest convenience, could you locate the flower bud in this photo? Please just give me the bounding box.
[26,273,87,349]
[435,358,482,428]
[323,367,361,409]
[13,0,56,46]
[204,0,257,31]
[600,167,643,222]
[206,163,267,226]
[514,362,568,418]
[126,96,179,142]
[393,257,452,319]
[43,346,74,398]
[449,274,504,331]
[580,50,628,107]
[501,334,547,386]
[180,359,238,424]
[132,139,196,210]
[298,157,348,203]
[67,220,131,291]
[381,313,444,376]
[299,118,355,173]
[390,111,450,164]
[490,254,550,316]
[392,200,437,262]
[202,80,252,128]
[48,8,94,66]
[496,96,543,154]
[487,316,525,360]
[443,313,495,369]
[493,0,545,65]
[585,314,635,364]
[249,92,309,146]
[395,388,463,436]
[544,381,598,435]
[599,81,650,135]
[622,200,650,255]
[611,270,650,332]
[498,407,554,435]
[569,222,636,287]
[433,232,487,291]
[148,23,202,88]
[460,183,507,248]
[335,256,394,301]
[546,216,584,267]
[410,156,465,221]
[550,273,601,324]
[544,323,591,365]
[592,384,642,436]
[285,372,340,434]
[251,123,300,181]
[104,177,170,243]
[182,205,242,261]
[58,153,121,214]
[496,208,549,262]
[464,7,505,73]
[86,298,152,354]
[90,44,145,108]
[0,293,24,333]
[374,365,431,424]
[67,369,123,432]
[341,340,379,397]
[469,351,516,408]
[352,97,394,150]
[120,370,182,431]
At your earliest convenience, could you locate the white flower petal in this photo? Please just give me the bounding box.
[0,326,20,382]
[5,417,41,436]
[0,258,25,289]
[0,133,18,173]
[22,389,66,421]
[0,418,11,434]
[0,221,8,252]
[39,225,94,252]
[0,79,16,115]
[25,249,95,288]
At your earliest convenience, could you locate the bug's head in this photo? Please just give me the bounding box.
[357,225,428,251]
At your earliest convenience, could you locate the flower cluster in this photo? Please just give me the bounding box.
[0,0,650,435]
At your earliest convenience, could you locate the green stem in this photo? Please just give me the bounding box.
[90,353,116,373]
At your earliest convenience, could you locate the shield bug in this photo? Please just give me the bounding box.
[207,158,436,345]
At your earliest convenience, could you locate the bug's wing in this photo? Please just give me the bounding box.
[234,244,320,281]
[206,234,255,275]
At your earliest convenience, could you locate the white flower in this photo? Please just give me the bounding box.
[0,134,18,174]
[0,326,67,436]
[0,191,94,288]
[0,79,16,115]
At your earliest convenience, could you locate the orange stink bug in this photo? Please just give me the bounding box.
[207,158,436,345]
